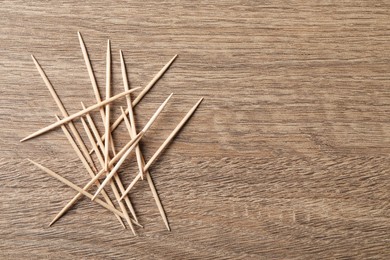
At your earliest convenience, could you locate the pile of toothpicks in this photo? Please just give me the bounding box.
[23,32,203,235]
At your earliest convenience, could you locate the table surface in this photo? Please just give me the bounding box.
[1,1,390,259]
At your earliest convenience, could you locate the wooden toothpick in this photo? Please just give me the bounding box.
[80,116,136,235]
[89,54,178,153]
[104,39,111,171]
[120,50,144,179]
[20,87,140,142]
[120,97,203,200]
[28,159,142,228]
[30,55,97,172]
[50,115,125,228]
[92,94,173,200]
[82,102,138,222]
[43,132,144,227]
[121,107,170,230]
[77,32,116,156]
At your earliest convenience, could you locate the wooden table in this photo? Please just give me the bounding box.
[1,1,389,259]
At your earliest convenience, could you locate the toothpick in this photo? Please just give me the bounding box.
[121,107,170,230]
[104,40,111,171]
[120,98,203,200]
[28,159,142,228]
[31,55,97,172]
[92,94,173,200]
[82,102,138,222]
[42,132,144,228]
[77,32,116,156]
[89,54,178,153]
[120,50,144,179]
[80,116,136,235]
[20,87,140,142]
[50,115,125,228]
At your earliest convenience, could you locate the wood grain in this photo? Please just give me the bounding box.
[1,1,390,259]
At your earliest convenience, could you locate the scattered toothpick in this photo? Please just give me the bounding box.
[121,107,170,230]
[80,116,136,235]
[120,50,145,180]
[92,94,173,200]
[81,102,138,222]
[52,115,126,228]
[20,87,140,142]
[89,54,178,153]
[28,159,141,228]
[120,98,203,200]
[31,55,97,172]
[78,32,116,156]
[24,33,203,233]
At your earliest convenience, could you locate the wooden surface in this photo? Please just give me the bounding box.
[1,1,390,259]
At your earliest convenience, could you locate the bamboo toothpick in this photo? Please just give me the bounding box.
[80,117,136,235]
[31,55,97,172]
[77,32,116,156]
[92,94,173,200]
[51,115,125,228]
[28,159,142,228]
[121,107,170,230]
[82,103,138,222]
[120,50,144,179]
[89,54,178,154]
[20,87,140,142]
[120,97,203,200]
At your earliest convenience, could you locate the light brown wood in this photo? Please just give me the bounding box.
[3,2,390,258]
[121,107,170,230]
[52,115,125,228]
[82,102,138,222]
[120,98,203,200]
[20,87,140,142]
[80,116,136,235]
[92,94,173,199]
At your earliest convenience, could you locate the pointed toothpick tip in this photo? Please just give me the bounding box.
[27,158,36,165]
[48,218,56,227]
